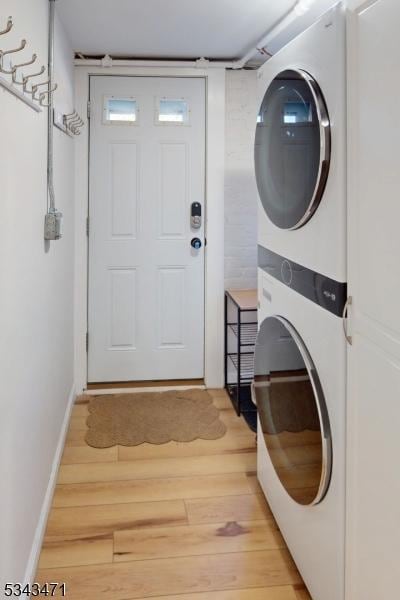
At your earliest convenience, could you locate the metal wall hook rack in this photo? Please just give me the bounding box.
[67,112,84,131]
[0,14,58,112]
[54,108,85,137]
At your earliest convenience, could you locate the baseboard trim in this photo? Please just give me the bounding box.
[23,383,76,583]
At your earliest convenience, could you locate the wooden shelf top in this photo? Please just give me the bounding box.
[226,289,257,311]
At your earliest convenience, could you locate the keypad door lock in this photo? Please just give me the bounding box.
[190,202,202,229]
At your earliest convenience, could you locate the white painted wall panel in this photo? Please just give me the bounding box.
[0,0,75,585]
[224,70,258,289]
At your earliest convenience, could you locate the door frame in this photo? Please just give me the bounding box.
[74,66,226,391]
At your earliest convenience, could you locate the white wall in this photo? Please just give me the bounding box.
[0,0,75,585]
[224,70,258,290]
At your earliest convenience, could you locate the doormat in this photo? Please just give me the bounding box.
[85,389,227,448]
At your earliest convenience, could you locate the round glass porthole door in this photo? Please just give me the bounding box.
[254,69,331,230]
[252,316,332,505]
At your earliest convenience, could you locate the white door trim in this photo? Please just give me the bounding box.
[74,66,226,391]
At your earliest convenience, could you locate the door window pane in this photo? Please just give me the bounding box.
[104,98,138,123]
[158,99,189,124]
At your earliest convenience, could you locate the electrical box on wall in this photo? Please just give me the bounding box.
[44,210,63,240]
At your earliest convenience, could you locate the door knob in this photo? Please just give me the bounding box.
[191,237,202,250]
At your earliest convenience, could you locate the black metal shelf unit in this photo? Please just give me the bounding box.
[224,289,258,432]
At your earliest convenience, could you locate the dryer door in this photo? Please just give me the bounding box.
[252,316,332,505]
[254,69,330,230]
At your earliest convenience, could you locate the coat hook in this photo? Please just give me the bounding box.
[11,53,37,85]
[65,113,83,132]
[23,67,46,94]
[69,121,84,135]
[0,39,27,74]
[0,17,13,36]
[69,119,84,135]
[39,83,58,107]
[62,110,84,135]
[64,110,77,119]
[64,111,79,127]
[68,114,83,128]
[22,65,48,92]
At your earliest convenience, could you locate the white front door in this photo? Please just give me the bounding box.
[88,76,205,382]
[346,1,400,598]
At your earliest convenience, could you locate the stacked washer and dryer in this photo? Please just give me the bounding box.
[252,4,347,600]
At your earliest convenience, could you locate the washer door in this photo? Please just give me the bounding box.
[252,316,332,505]
[254,69,330,230]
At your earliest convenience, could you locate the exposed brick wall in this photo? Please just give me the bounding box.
[224,70,259,290]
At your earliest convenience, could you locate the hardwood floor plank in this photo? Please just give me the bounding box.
[207,388,230,398]
[247,474,265,495]
[71,404,90,417]
[64,429,89,446]
[36,549,301,599]
[114,519,285,562]
[219,411,255,431]
[53,473,253,508]
[57,453,257,485]
[38,536,113,569]
[129,588,298,600]
[209,395,234,410]
[44,500,187,540]
[69,415,89,431]
[185,493,272,525]
[75,396,89,405]
[62,445,118,465]
[293,584,313,600]
[118,432,256,461]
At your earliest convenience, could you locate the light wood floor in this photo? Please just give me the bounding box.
[36,389,311,600]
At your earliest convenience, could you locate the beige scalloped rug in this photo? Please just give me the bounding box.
[85,389,227,448]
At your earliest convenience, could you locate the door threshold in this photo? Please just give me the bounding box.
[85,379,205,395]
[87,378,204,390]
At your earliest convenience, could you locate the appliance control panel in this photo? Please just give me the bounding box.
[258,245,347,317]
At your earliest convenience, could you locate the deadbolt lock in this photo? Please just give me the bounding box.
[191,237,202,250]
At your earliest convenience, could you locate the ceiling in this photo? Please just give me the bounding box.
[57,0,338,63]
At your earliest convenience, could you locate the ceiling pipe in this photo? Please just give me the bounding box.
[74,0,318,70]
[230,0,317,69]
